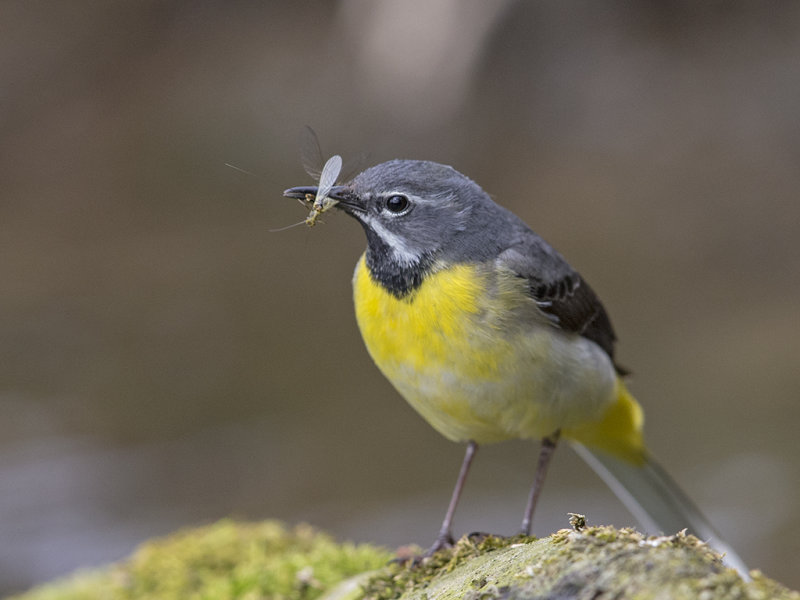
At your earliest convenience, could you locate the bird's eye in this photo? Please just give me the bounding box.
[385,194,410,214]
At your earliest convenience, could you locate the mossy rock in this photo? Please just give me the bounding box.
[354,526,798,600]
[9,520,798,600]
[9,520,390,600]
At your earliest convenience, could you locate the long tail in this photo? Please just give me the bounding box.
[571,443,749,575]
[564,380,749,577]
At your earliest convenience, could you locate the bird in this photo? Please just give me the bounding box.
[283,159,747,573]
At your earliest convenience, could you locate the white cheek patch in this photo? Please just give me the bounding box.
[361,214,421,266]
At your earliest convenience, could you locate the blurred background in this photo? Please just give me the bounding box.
[2,0,799,594]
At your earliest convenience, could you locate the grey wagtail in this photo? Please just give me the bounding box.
[284,159,747,573]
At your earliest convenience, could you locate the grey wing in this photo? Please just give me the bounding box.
[497,238,626,374]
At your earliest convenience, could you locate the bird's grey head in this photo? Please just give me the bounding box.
[344,160,494,265]
[285,159,516,296]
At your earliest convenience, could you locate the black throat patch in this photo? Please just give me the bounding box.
[362,227,432,299]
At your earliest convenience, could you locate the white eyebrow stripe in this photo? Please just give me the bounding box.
[361,214,421,266]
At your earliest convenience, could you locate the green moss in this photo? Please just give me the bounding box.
[359,526,799,600]
[10,521,799,600]
[11,520,391,600]
[357,533,535,600]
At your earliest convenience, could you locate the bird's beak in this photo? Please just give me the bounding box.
[282,185,318,200]
[282,185,364,215]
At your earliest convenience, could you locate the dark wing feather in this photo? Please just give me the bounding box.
[497,239,626,374]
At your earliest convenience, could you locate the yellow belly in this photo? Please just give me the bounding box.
[352,255,620,444]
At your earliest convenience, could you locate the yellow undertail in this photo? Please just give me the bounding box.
[564,379,646,465]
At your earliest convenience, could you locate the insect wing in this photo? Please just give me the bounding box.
[314,154,342,209]
[300,125,324,180]
[339,151,369,183]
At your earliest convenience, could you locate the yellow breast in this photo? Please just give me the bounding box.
[352,254,618,443]
[353,255,492,373]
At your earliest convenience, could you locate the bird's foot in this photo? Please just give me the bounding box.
[466,531,496,544]
[392,531,454,567]
[423,531,455,558]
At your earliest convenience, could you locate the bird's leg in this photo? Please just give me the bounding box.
[424,440,478,557]
[520,430,560,536]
